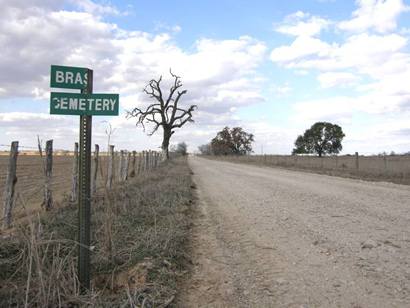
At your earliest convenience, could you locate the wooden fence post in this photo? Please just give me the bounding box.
[123,152,130,180]
[145,151,149,171]
[155,152,158,168]
[140,151,144,172]
[383,154,387,173]
[355,152,359,171]
[43,140,53,210]
[2,141,18,228]
[122,150,128,180]
[147,150,151,170]
[120,151,128,181]
[106,145,114,189]
[155,151,159,164]
[137,152,142,175]
[70,142,79,202]
[130,151,136,177]
[119,150,124,181]
[92,144,99,195]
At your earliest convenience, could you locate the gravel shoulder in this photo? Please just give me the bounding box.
[180,156,410,308]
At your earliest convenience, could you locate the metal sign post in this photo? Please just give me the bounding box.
[78,69,93,291]
[49,65,119,293]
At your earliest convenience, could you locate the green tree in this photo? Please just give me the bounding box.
[292,122,345,157]
[211,127,254,155]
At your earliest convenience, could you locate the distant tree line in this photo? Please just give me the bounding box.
[197,121,410,157]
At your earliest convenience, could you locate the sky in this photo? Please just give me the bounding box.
[1,0,410,155]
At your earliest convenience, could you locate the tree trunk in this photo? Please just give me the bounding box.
[162,128,171,160]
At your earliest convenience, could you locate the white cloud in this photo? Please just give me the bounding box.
[270,2,410,154]
[343,117,410,154]
[153,21,182,33]
[292,91,410,125]
[338,0,409,33]
[271,83,292,96]
[270,36,332,63]
[0,1,269,152]
[0,2,266,118]
[291,97,357,125]
[318,72,360,88]
[271,21,410,111]
[271,33,408,72]
[271,20,410,114]
[70,0,120,15]
[3,0,410,155]
[245,121,298,154]
[290,95,410,154]
[0,112,78,149]
[275,12,330,37]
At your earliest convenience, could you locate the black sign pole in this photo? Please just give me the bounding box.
[78,68,93,292]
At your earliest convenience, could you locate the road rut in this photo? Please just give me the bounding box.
[180,157,410,307]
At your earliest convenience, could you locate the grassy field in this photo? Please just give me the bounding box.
[0,157,194,306]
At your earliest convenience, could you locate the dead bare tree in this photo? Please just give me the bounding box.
[127,70,196,159]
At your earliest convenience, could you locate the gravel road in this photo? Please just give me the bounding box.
[180,156,410,308]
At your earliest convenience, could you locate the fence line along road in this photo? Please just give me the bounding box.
[1,141,163,229]
[210,153,410,184]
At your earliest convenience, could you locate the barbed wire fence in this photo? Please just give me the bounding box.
[1,141,163,229]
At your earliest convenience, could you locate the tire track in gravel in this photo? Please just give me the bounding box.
[179,156,410,308]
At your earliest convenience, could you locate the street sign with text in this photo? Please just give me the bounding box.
[50,64,119,292]
[50,65,88,89]
[50,92,119,116]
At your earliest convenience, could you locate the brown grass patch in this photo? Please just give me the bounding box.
[0,157,194,307]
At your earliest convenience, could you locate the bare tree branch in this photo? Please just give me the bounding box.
[127,70,197,159]
[171,105,197,128]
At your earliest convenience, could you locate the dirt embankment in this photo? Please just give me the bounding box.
[179,156,410,307]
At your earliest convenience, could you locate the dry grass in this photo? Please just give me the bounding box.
[0,157,194,307]
[205,154,410,185]
[0,154,147,223]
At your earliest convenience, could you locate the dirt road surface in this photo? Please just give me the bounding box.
[180,156,410,307]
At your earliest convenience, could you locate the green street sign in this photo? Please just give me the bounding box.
[50,65,88,89]
[50,92,119,116]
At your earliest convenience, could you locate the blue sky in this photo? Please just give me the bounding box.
[1,0,410,154]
